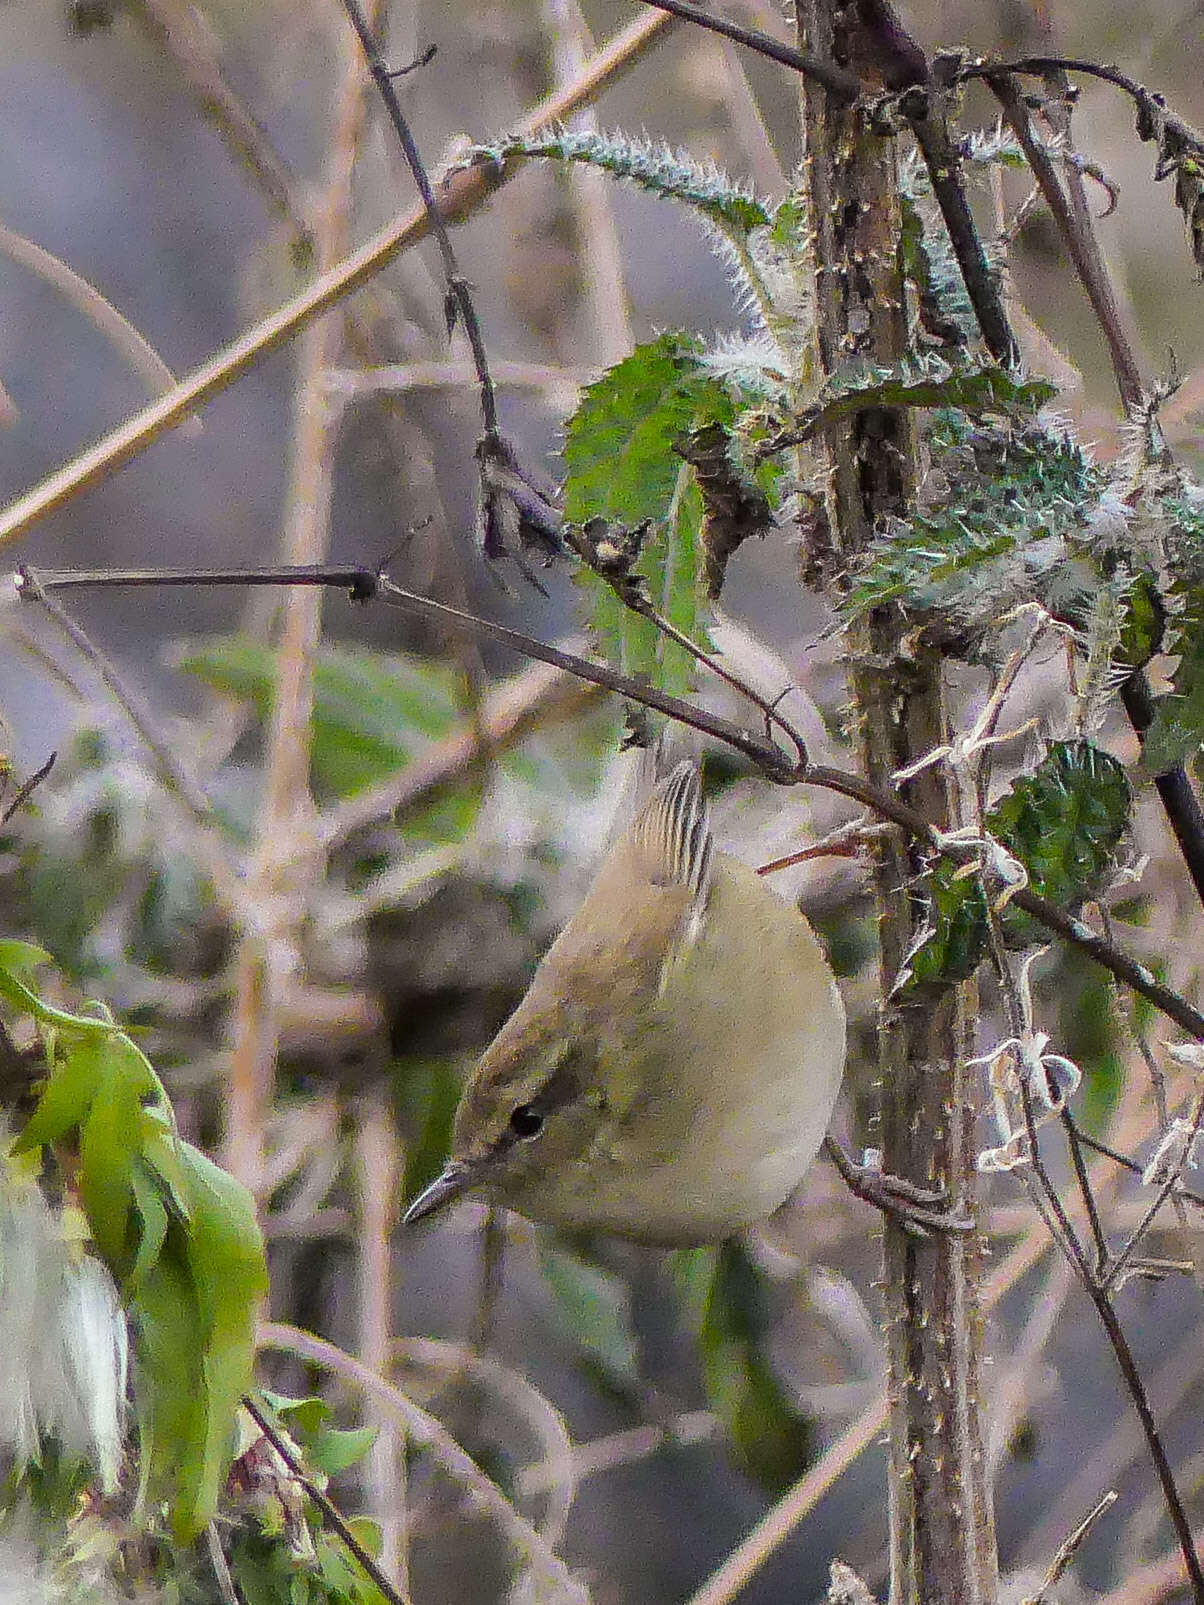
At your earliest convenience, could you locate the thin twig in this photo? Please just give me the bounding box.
[1025,1490,1118,1605]
[258,1323,583,1600]
[637,0,859,98]
[336,0,499,439]
[355,1092,406,1589]
[20,562,1204,1044]
[1102,1083,1204,1293]
[0,751,57,826]
[205,1523,241,1605]
[1069,1126,1204,1211]
[0,221,200,432]
[985,75,1204,916]
[242,1394,412,1605]
[985,71,1143,408]
[683,1163,1107,1605]
[224,0,377,1194]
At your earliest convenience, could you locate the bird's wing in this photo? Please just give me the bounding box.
[628,760,713,904]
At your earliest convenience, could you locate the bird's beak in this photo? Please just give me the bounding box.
[403,1159,477,1226]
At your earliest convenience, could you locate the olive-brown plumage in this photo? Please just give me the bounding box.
[404,763,846,1244]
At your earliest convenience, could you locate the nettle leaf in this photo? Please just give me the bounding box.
[467,129,771,238]
[682,1242,812,1494]
[781,357,1056,446]
[564,332,728,698]
[846,417,1108,633]
[538,1239,641,1387]
[901,741,1131,991]
[176,638,463,802]
[995,741,1131,945]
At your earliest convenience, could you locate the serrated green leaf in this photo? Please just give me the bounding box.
[788,359,1055,444]
[563,334,714,527]
[539,1239,641,1386]
[471,129,771,238]
[903,741,1131,991]
[564,333,725,699]
[695,1240,812,1494]
[845,417,1105,626]
[994,741,1131,947]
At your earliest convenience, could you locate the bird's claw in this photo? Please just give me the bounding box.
[824,1138,975,1236]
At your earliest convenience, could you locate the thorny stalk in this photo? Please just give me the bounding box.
[336,0,499,440]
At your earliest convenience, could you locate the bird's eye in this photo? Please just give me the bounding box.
[509,1103,544,1139]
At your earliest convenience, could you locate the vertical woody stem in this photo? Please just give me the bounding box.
[793,4,997,1599]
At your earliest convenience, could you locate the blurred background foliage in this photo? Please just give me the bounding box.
[1,1,1204,1601]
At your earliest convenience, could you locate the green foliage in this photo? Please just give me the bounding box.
[902,741,1132,991]
[778,355,1055,445]
[3,946,268,1542]
[563,332,730,699]
[469,129,771,238]
[538,1238,641,1388]
[1141,494,1204,772]
[992,740,1132,947]
[845,414,1113,639]
[176,638,471,815]
[215,1395,385,1605]
[676,1242,812,1495]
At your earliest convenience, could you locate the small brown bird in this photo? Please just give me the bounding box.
[404,763,846,1245]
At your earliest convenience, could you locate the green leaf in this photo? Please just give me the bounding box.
[845,417,1106,630]
[994,740,1131,947]
[129,1159,170,1289]
[538,1239,641,1386]
[784,357,1056,445]
[0,938,52,974]
[13,1034,106,1153]
[176,638,465,801]
[173,1144,270,1537]
[564,332,726,699]
[307,1424,378,1478]
[902,741,1131,991]
[468,129,771,238]
[695,1241,812,1494]
[78,1057,144,1267]
[133,1245,208,1534]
